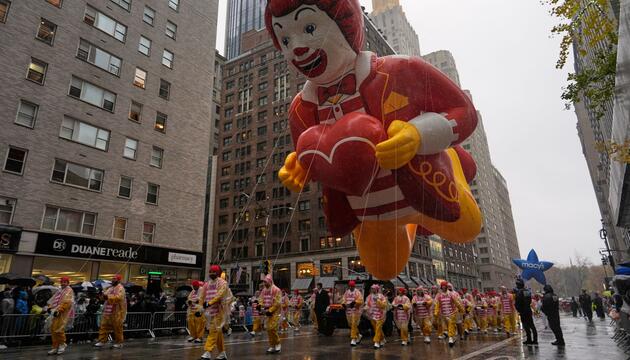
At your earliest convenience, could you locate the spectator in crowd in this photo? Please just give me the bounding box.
[570,297,579,317]
[593,292,606,320]
[314,283,329,334]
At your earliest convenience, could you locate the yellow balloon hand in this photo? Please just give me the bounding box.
[278,152,307,192]
[375,120,421,170]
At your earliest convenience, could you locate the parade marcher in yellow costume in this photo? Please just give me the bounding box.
[186,280,204,343]
[412,287,433,343]
[499,286,516,337]
[474,293,489,334]
[393,288,412,346]
[249,290,262,337]
[280,289,290,332]
[261,274,282,354]
[288,290,303,331]
[201,265,228,360]
[366,284,388,349]
[434,281,462,347]
[47,276,75,355]
[461,289,474,337]
[487,291,499,332]
[342,280,364,346]
[95,274,126,349]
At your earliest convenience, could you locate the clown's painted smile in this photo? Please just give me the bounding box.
[272,5,356,85]
[292,49,328,78]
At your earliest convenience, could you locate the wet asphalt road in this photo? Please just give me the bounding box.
[0,315,624,359]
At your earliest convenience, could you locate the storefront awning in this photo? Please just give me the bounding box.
[318,276,337,290]
[391,277,408,288]
[422,278,435,287]
[291,277,313,291]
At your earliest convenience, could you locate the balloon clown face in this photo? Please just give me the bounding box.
[266,0,362,85]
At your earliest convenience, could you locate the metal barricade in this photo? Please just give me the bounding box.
[123,312,154,338]
[0,314,45,340]
[151,311,187,336]
[229,310,249,332]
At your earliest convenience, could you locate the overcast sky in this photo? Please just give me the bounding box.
[215,0,606,266]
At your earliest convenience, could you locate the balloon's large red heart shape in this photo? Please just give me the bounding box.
[296,113,387,196]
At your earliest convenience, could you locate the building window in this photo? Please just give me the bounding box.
[220,182,229,192]
[0,0,9,23]
[155,112,167,132]
[118,176,132,198]
[77,39,121,76]
[36,18,57,45]
[162,49,173,68]
[51,159,104,191]
[123,138,138,159]
[15,100,38,128]
[168,0,179,11]
[219,198,228,209]
[83,6,127,42]
[0,196,15,224]
[110,0,131,11]
[258,96,268,106]
[113,217,127,239]
[146,183,159,204]
[138,36,151,56]
[128,101,142,122]
[165,21,177,39]
[150,146,163,168]
[300,237,309,252]
[3,147,27,175]
[60,116,110,150]
[69,76,116,111]
[46,0,61,8]
[298,219,311,232]
[298,200,310,211]
[143,222,155,243]
[26,58,47,84]
[133,68,147,89]
[159,79,170,99]
[143,6,155,25]
[43,206,96,235]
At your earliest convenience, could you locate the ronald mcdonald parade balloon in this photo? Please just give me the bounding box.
[266,0,482,279]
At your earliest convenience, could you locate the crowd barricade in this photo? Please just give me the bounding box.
[150,311,187,336]
[0,314,45,339]
[123,312,154,338]
[229,310,249,332]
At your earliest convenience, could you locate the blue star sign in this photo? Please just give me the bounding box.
[512,249,554,285]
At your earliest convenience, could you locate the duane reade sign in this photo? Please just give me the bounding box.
[70,243,139,260]
[168,252,197,265]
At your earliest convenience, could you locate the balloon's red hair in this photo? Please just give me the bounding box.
[264,0,364,53]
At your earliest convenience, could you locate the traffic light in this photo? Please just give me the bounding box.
[262,260,271,275]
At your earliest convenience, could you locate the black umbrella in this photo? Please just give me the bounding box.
[176,285,192,292]
[123,283,144,293]
[34,275,54,286]
[0,272,19,285]
[9,277,36,287]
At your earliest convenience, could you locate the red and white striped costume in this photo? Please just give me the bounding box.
[366,293,386,321]
[436,292,457,317]
[412,294,432,318]
[501,294,514,315]
[393,295,411,323]
[342,289,362,315]
[204,278,227,317]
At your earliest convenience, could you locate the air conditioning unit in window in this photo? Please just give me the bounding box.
[83,14,95,26]
[0,199,15,206]
[77,49,89,61]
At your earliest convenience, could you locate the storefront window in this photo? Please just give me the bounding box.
[273,263,290,291]
[348,257,365,274]
[409,262,418,278]
[320,259,341,278]
[98,261,129,282]
[0,254,11,274]
[296,262,315,279]
[32,257,90,284]
[128,264,198,296]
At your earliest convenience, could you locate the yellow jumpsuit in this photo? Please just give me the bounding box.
[500,293,516,334]
[288,295,304,330]
[487,297,499,330]
[48,286,75,349]
[280,295,290,331]
[366,293,387,344]
[412,294,433,336]
[474,299,488,332]
[201,278,228,354]
[393,295,411,342]
[462,298,474,332]
[187,288,205,340]
[342,289,364,341]
[98,284,126,344]
[434,291,463,338]
[261,285,282,347]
